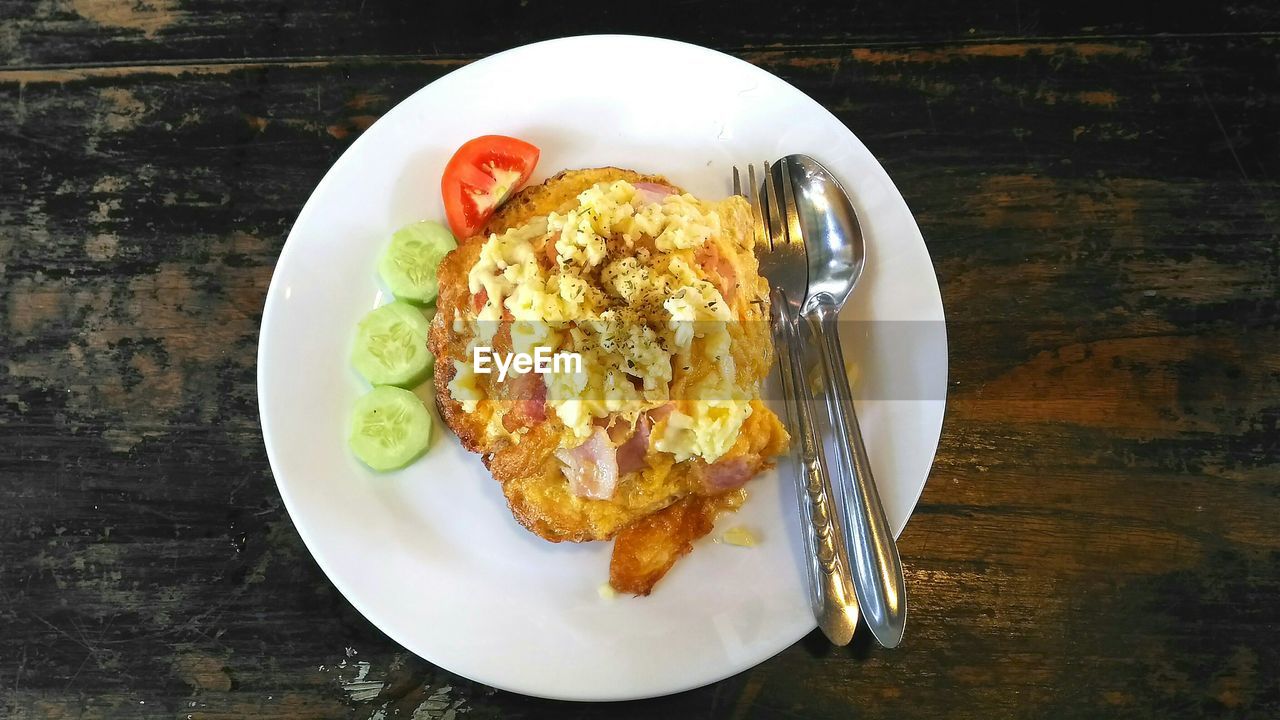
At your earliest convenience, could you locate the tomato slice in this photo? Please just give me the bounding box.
[441,135,540,240]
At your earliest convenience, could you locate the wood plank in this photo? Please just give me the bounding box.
[2,38,1278,718]
[1,0,1278,67]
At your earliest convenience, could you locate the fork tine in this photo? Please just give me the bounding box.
[733,165,742,196]
[763,160,785,250]
[748,164,771,251]
[780,158,803,248]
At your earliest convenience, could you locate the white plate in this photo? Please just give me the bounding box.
[258,35,947,701]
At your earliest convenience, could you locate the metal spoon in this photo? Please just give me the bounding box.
[779,154,908,648]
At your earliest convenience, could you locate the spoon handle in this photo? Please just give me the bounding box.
[771,287,858,646]
[806,299,908,648]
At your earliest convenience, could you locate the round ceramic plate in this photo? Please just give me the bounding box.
[259,35,947,701]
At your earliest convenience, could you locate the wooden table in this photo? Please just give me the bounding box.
[3,3,1278,718]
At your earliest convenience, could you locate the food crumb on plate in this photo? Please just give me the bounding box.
[721,526,758,547]
[598,583,617,600]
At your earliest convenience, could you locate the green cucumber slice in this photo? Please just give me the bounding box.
[348,386,433,471]
[378,221,457,304]
[351,301,434,387]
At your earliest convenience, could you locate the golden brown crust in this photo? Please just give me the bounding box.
[429,240,487,453]
[608,495,719,596]
[487,421,560,485]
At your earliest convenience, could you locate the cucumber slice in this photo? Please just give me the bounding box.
[351,301,434,387]
[348,386,433,471]
[378,221,457,304]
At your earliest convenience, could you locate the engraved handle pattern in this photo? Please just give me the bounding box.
[771,287,857,645]
[806,298,907,648]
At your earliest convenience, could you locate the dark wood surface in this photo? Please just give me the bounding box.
[3,2,1279,717]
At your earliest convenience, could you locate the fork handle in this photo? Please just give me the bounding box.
[805,297,907,648]
[771,287,858,646]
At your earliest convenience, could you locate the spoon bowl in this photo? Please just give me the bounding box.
[782,155,867,308]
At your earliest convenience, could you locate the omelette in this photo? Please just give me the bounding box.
[429,167,788,595]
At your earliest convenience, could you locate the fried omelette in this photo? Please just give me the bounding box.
[429,167,788,594]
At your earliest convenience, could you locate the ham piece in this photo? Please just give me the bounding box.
[614,416,652,475]
[700,457,753,493]
[694,242,738,304]
[632,181,678,205]
[559,411,660,498]
[501,371,547,433]
[555,427,619,500]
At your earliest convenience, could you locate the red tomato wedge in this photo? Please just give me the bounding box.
[441,135,540,240]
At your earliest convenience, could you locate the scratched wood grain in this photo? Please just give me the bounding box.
[2,14,1279,720]
[2,0,1279,67]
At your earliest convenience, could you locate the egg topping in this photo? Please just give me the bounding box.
[448,179,762,463]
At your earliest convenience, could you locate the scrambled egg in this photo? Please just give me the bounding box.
[449,180,754,462]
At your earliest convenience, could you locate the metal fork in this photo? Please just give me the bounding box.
[735,163,859,645]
